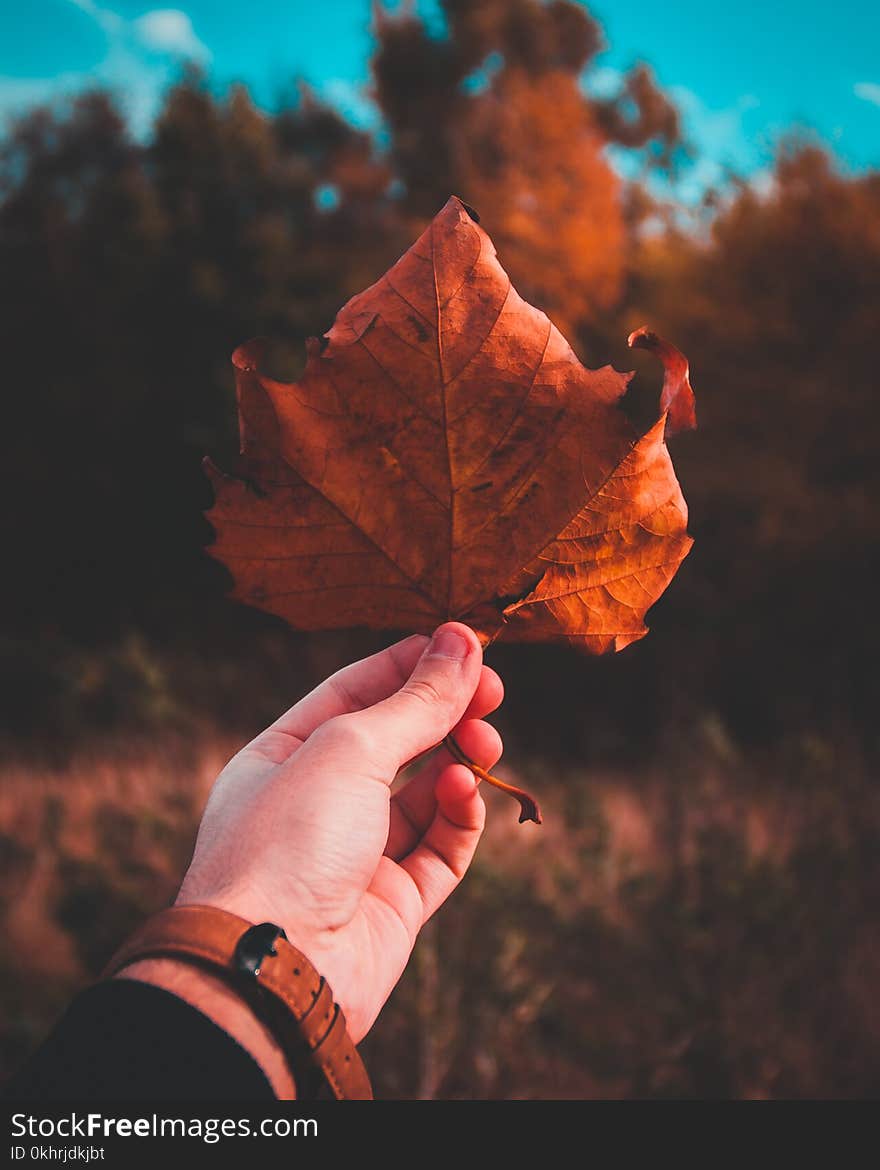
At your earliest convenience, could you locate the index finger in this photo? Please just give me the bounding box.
[251,633,500,767]
[263,633,429,743]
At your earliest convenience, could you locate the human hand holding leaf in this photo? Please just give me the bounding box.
[204,197,695,823]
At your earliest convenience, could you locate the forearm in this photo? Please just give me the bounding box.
[5,978,277,1101]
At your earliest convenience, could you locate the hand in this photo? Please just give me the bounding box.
[174,621,503,1045]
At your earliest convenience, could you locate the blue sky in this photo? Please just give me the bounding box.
[2,0,878,200]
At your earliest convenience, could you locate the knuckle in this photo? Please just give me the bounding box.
[321,712,374,757]
[402,676,446,710]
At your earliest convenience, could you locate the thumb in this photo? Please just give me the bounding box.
[352,623,483,772]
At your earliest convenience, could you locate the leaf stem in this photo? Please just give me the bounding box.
[443,734,542,825]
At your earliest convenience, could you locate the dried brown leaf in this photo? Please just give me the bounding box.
[205,197,695,652]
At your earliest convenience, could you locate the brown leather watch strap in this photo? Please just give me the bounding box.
[102,905,372,1100]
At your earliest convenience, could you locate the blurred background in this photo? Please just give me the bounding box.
[1,0,879,1099]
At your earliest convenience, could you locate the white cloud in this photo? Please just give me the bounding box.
[663,86,763,203]
[748,167,776,199]
[671,86,760,169]
[582,64,625,100]
[854,81,880,107]
[317,78,381,130]
[0,2,212,138]
[67,0,122,34]
[134,10,211,62]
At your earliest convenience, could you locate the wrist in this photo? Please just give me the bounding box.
[174,893,341,1032]
[114,958,296,1099]
[102,905,373,1099]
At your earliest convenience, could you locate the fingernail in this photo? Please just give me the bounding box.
[428,627,469,660]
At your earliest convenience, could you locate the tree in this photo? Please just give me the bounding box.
[372,0,680,335]
[629,144,880,747]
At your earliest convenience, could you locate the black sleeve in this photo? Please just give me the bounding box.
[3,979,275,1100]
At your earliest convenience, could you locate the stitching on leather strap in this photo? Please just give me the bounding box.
[298,976,326,1022]
[311,1002,341,1050]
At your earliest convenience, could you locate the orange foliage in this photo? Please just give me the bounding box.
[454,69,625,336]
[372,0,680,335]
